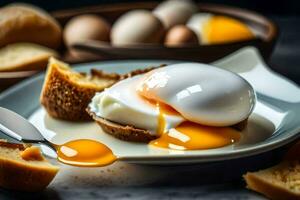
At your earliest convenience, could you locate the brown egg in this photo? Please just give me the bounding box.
[64,14,111,46]
[111,10,165,45]
[164,25,199,46]
[63,14,111,59]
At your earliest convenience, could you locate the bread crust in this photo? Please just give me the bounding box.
[87,107,157,142]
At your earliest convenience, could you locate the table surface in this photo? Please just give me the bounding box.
[0,16,299,200]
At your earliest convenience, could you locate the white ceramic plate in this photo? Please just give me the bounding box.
[1,47,300,164]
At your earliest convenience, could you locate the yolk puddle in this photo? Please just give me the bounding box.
[56,139,116,167]
[203,16,254,44]
[150,103,241,150]
[150,121,241,150]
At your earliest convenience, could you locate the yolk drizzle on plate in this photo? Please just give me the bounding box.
[150,102,241,150]
[150,121,241,150]
[203,16,254,44]
[56,139,116,167]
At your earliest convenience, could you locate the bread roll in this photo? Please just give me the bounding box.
[0,3,62,49]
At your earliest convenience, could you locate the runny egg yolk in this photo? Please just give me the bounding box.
[150,121,241,150]
[56,139,116,167]
[149,102,241,150]
[203,16,254,44]
[152,101,179,136]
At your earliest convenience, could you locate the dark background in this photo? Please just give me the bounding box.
[0,0,300,15]
[0,2,299,199]
[1,0,300,84]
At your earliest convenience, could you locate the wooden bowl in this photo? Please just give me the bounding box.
[52,2,278,62]
[0,2,278,91]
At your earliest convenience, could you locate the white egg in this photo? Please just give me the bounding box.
[111,10,165,45]
[153,0,197,29]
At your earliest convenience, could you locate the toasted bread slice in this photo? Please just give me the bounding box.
[0,43,58,72]
[41,58,162,121]
[244,141,300,200]
[40,58,121,121]
[87,107,157,142]
[0,140,59,192]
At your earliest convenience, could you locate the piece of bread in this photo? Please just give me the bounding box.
[87,108,157,142]
[41,57,162,121]
[0,3,62,49]
[0,43,58,72]
[40,57,121,121]
[0,140,59,192]
[244,141,300,200]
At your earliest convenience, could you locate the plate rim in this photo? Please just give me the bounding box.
[1,59,300,163]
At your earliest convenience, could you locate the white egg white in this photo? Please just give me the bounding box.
[138,63,256,126]
[89,75,184,135]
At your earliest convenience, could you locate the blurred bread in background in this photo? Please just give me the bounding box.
[0,3,62,49]
[0,43,58,72]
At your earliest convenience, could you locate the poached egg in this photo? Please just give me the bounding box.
[89,63,256,150]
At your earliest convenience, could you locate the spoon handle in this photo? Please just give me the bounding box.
[0,107,46,142]
[0,123,22,141]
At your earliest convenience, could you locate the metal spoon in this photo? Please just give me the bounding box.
[0,107,117,166]
[0,107,55,150]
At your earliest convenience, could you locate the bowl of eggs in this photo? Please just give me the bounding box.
[54,0,278,62]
